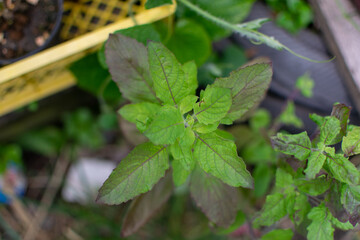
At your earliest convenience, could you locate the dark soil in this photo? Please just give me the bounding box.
[0,0,59,60]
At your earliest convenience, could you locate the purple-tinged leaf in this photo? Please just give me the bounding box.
[105,34,158,103]
[190,167,240,227]
[121,171,173,237]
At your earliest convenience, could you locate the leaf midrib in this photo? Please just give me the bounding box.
[198,136,238,174]
[195,93,228,116]
[107,146,166,197]
[151,45,177,105]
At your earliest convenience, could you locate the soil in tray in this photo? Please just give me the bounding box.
[0,0,59,61]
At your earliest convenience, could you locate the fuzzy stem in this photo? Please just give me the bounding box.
[177,0,334,63]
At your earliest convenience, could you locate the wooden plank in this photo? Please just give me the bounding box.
[310,0,360,113]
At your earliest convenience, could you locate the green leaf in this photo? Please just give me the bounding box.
[183,61,198,95]
[275,168,294,190]
[17,127,64,157]
[307,204,334,240]
[170,128,195,170]
[214,129,235,141]
[319,116,341,145]
[145,0,172,9]
[97,142,169,204]
[254,193,288,227]
[277,101,303,128]
[271,132,311,161]
[304,151,327,179]
[148,42,189,105]
[98,24,161,69]
[63,109,104,149]
[249,109,271,131]
[331,217,353,230]
[119,102,161,124]
[172,159,191,186]
[294,193,311,225]
[194,132,253,188]
[190,167,240,227]
[69,53,121,103]
[144,105,185,145]
[295,176,331,196]
[296,73,314,98]
[341,184,360,215]
[193,122,219,134]
[179,95,198,115]
[166,19,211,66]
[194,86,232,125]
[254,164,273,197]
[105,34,158,103]
[261,229,293,240]
[121,172,173,237]
[342,126,360,157]
[326,153,360,185]
[242,137,276,164]
[213,60,272,123]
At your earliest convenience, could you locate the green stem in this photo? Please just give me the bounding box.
[177,0,334,63]
[128,0,138,25]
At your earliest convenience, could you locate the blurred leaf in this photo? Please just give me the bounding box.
[18,127,64,157]
[69,53,121,103]
[242,137,275,164]
[0,145,23,172]
[97,112,119,130]
[254,164,273,197]
[190,167,240,227]
[249,109,271,131]
[216,211,246,235]
[166,19,211,66]
[63,109,104,149]
[145,0,172,9]
[296,73,314,98]
[277,101,303,128]
[261,229,293,240]
[254,193,288,227]
[121,171,173,237]
[97,142,169,204]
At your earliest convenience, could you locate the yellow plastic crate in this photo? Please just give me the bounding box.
[0,1,176,116]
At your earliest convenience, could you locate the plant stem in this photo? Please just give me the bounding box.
[128,0,138,25]
[177,0,334,63]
